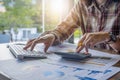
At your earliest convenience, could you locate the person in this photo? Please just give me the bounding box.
[24,0,120,54]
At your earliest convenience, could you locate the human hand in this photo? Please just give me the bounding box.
[23,34,56,52]
[76,32,109,53]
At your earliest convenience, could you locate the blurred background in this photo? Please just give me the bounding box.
[0,0,82,44]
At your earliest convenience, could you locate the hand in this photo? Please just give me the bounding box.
[23,34,56,52]
[76,32,109,53]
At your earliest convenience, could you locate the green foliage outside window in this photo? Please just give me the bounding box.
[0,0,41,32]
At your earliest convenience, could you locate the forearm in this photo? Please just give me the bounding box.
[51,23,78,42]
[51,0,82,42]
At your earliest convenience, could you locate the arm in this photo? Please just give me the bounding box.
[109,3,120,53]
[76,2,120,54]
[51,0,83,42]
[24,1,84,52]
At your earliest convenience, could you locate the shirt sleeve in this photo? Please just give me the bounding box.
[112,2,120,36]
[51,0,83,42]
[116,3,120,37]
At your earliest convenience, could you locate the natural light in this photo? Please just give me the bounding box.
[50,0,65,14]
[0,2,6,12]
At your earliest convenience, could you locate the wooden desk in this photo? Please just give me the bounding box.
[0,43,120,80]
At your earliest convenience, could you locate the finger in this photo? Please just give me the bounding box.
[30,35,54,51]
[84,36,98,49]
[44,37,55,52]
[30,38,47,51]
[83,36,94,54]
[44,43,51,53]
[76,42,83,49]
[76,34,92,53]
[25,39,35,46]
[84,47,89,54]
[29,36,50,51]
[30,40,38,51]
[76,34,88,53]
[84,36,92,46]
[23,42,32,50]
[23,39,35,49]
[76,45,85,53]
[76,33,87,49]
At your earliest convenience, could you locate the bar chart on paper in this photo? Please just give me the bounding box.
[0,59,119,80]
[38,43,120,71]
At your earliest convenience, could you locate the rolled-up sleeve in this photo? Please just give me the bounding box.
[51,0,82,42]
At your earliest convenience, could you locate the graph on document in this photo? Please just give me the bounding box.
[22,61,119,80]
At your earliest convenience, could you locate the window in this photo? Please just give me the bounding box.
[0,0,81,43]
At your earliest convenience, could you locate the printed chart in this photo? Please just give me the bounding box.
[0,59,119,80]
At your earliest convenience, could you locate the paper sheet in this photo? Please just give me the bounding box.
[0,59,119,80]
[35,42,120,71]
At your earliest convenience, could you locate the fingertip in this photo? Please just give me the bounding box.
[76,46,84,53]
[23,47,26,50]
[85,47,88,52]
[44,47,48,53]
[76,48,80,53]
[84,52,89,54]
[76,46,79,50]
[31,45,36,51]
[30,47,32,51]
[23,46,29,50]
[44,44,50,52]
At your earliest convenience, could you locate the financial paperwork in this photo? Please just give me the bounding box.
[0,59,119,80]
[36,42,120,71]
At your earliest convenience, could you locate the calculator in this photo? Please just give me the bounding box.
[54,52,91,60]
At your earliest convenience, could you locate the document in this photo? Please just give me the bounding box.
[36,42,120,71]
[0,59,119,80]
[0,42,119,80]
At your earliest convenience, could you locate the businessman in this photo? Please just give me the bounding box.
[24,0,120,54]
